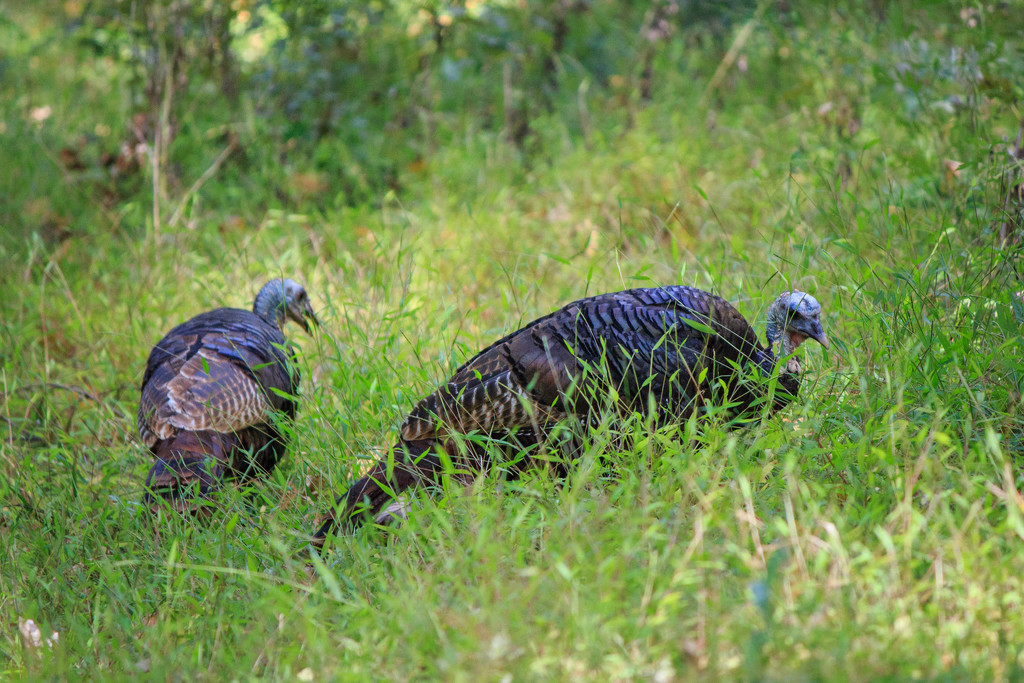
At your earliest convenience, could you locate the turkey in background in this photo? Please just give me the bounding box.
[138,278,319,513]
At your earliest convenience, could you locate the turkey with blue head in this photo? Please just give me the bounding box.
[312,286,827,548]
[139,278,319,513]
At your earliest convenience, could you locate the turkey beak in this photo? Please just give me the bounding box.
[791,315,829,349]
[808,319,829,349]
[290,301,319,335]
[299,304,320,336]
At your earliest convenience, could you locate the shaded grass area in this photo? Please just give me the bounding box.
[1,1,1023,679]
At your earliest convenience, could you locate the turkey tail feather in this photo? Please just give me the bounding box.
[144,430,238,512]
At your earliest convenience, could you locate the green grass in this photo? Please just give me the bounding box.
[2,0,1024,679]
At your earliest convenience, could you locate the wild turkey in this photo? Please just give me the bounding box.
[312,286,827,546]
[139,278,319,512]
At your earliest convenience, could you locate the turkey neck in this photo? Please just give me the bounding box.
[776,332,803,384]
[252,280,286,328]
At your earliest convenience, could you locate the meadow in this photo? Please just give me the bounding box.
[1,1,1023,679]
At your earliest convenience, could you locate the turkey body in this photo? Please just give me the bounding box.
[139,307,299,511]
[314,286,809,544]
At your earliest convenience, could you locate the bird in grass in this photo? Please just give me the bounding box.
[138,278,319,513]
[312,286,827,547]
